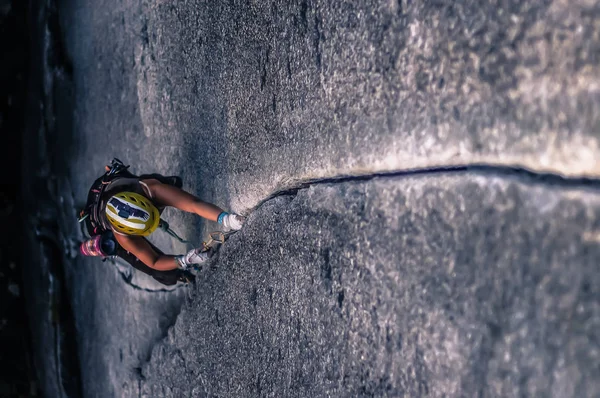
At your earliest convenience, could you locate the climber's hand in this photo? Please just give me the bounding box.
[220,213,245,231]
[176,247,212,269]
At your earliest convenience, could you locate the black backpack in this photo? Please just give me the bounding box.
[79,158,134,237]
[79,158,186,239]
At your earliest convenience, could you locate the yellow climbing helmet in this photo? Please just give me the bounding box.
[105,192,160,236]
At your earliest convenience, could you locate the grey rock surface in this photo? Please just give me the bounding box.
[61,0,600,213]
[133,0,600,211]
[21,0,600,396]
[142,174,600,397]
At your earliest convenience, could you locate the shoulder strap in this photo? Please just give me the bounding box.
[79,159,137,235]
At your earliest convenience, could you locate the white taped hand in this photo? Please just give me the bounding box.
[176,248,211,269]
[221,214,245,231]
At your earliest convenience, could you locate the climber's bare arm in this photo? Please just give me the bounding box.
[141,179,224,222]
[114,233,178,271]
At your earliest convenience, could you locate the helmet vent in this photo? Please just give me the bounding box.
[105,191,160,236]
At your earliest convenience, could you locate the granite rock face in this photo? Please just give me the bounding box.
[61,0,600,212]
[22,0,600,396]
[133,0,600,210]
[142,174,600,397]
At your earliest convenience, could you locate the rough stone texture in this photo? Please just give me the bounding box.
[21,0,600,396]
[57,0,600,213]
[132,0,600,210]
[22,1,191,396]
[141,174,600,397]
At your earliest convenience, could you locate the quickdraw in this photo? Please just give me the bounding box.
[202,231,228,252]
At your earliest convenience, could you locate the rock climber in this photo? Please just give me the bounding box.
[79,159,244,285]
